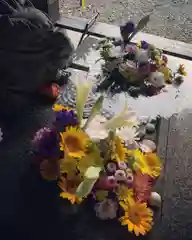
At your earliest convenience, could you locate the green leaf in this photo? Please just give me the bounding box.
[82,96,104,130]
[75,167,102,198]
[129,14,150,41]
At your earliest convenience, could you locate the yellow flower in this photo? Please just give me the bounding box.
[119,201,153,236]
[145,153,162,178]
[53,104,72,112]
[60,192,82,204]
[111,136,128,162]
[60,126,90,158]
[132,149,151,174]
[95,190,108,201]
[116,185,133,201]
[178,64,187,76]
[133,150,161,179]
[137,41,142,48]
[158,66,172,83]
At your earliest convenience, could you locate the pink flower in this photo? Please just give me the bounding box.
[94,199,118,220]
[96,176,118,190]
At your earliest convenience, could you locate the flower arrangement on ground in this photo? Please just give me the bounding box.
[32,79,162,237]
[96,15,187,96]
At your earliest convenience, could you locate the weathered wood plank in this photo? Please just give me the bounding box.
[57,16,192,60]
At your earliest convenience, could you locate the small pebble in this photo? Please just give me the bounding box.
[146,123,156,134]
[149,192,161,208]
[139,139,156,153]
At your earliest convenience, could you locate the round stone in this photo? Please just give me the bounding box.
[146,123,156,134]
[139,139,156,153]
[149,192,161,208]
[140,116,150,124]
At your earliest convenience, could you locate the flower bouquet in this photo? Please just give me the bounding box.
[96,15,187,96]
[32,79,162,237]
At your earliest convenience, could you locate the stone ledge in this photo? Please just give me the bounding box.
[56,16,192,61]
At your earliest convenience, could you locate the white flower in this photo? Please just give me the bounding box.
[81,115,108,142]
[94,199,118,220]
[104,104,138,131]
[0,128,3,142]
[149,72,165,88]
[116,126,140,144]
[72,77,93,123]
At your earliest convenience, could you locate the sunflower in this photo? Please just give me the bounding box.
[145,153,162,178]
[119,201,153,236]
[60,192,82,204]
[111,136,127,162]
[60,126,90,158]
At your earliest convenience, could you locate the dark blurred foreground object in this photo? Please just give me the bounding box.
[0,0,73,119]
[30,0,60,22]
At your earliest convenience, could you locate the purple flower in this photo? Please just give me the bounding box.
[55,109,78,128]
[141,40,149,49]
[32,127,60,159]
[138,62,151,74]
[121,21,135,34]
[120,21,135,41]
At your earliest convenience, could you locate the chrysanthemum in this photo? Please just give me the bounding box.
[60,126,90,158]
[111,136,128,162]
[32,127,60,159]
[94,199,118,220]
[119,201,153,236]
[145,153,162,178]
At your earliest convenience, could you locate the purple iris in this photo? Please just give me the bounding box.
[121,21,135,34]
[32,127,60,159]
[140,40,149,50]
[55,109,78,128]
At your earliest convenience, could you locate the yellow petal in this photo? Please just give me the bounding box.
[128,222,134,232]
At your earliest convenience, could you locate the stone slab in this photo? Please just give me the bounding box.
[57,16,192,60]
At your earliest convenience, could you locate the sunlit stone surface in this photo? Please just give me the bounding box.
[62,31,192,120]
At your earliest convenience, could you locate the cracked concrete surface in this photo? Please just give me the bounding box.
[59,0,192,43]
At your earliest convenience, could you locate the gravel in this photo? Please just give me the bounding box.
[59,0,192,43]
